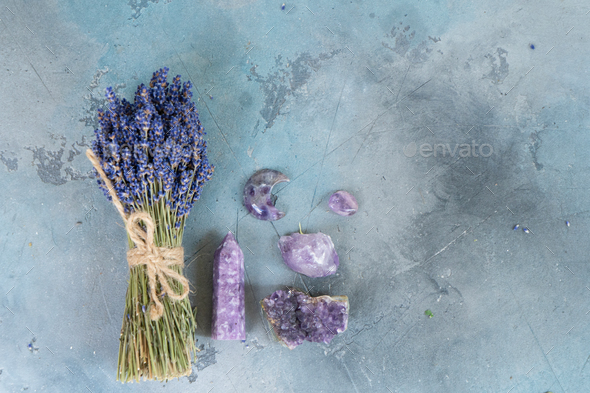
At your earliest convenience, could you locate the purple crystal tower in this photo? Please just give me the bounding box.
[211,232,245,340]
[278,232,339,277]
[261,289,349,349]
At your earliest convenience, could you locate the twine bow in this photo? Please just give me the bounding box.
[86,149,189,321]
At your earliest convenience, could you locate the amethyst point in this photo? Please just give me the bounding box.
[211,232,246,340]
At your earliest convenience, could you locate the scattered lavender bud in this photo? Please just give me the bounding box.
[523,227,530,234]
[261,289,349,349]
[566,220,570,227]
[244,169,289,221]
[278,232,339,277]
[328,190,358,216]
[281,3,286,10]
[513,224,520,230]
[212,232,246,340]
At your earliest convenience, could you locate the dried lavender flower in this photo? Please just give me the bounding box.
[89,68,214,382]
[91,67,214,231]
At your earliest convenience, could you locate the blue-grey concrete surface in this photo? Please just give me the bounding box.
[1,0,589,392]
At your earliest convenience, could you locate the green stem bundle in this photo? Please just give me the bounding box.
[116,184,197,382]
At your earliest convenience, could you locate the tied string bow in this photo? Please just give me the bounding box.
[86,149,189,321]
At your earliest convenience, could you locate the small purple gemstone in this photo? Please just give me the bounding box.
[328,190,358,216]
[278,232,339,278]
[243,169,289,221]
[261,289,349,349]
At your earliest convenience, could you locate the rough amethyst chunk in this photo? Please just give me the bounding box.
[328,190,358,216]
[278,232,339,278]
[211,232,245,340]
[243,169,289,221]
[261,289,349,349]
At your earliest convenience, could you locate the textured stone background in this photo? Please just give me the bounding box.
[1,0,589,392]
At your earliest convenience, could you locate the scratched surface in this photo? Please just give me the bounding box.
[1,0,590,392]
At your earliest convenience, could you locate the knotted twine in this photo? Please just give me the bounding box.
[86,149,189,321]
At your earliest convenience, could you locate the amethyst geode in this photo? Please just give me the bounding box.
[261,289,349,349]
[328,190,358,216]
[211,232,245,340]
[278,232,339,277]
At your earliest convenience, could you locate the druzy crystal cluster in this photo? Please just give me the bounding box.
[261,289,349,349]
[91,67,213,228]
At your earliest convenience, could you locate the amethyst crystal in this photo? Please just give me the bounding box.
[211,232,245,340]
[261,289,349,349]
[278,232,339,278]
[328,190,358,216]
[243,169,289,221]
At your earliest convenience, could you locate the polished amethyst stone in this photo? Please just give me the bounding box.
[278,232,339,278]
[328,190,358,216]
[261,289,349,349]
[211,232,245,340]
[243,169,289,221]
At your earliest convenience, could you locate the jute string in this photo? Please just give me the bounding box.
[86,149,189,321]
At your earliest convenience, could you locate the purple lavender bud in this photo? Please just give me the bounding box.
[91,68,213,216]
[108,143,120,162]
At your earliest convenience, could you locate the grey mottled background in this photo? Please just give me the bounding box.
[1,0,589,392]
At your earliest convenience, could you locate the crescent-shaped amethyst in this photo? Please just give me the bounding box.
[243,169,289,221]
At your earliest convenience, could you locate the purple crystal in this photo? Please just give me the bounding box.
[328,190,358,216]
[243,169,289,221]
[261,289,349,349]
[211,232,245,340]
[278,232,339,278]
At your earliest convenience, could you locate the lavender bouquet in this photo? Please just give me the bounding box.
[86,67,213,382]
